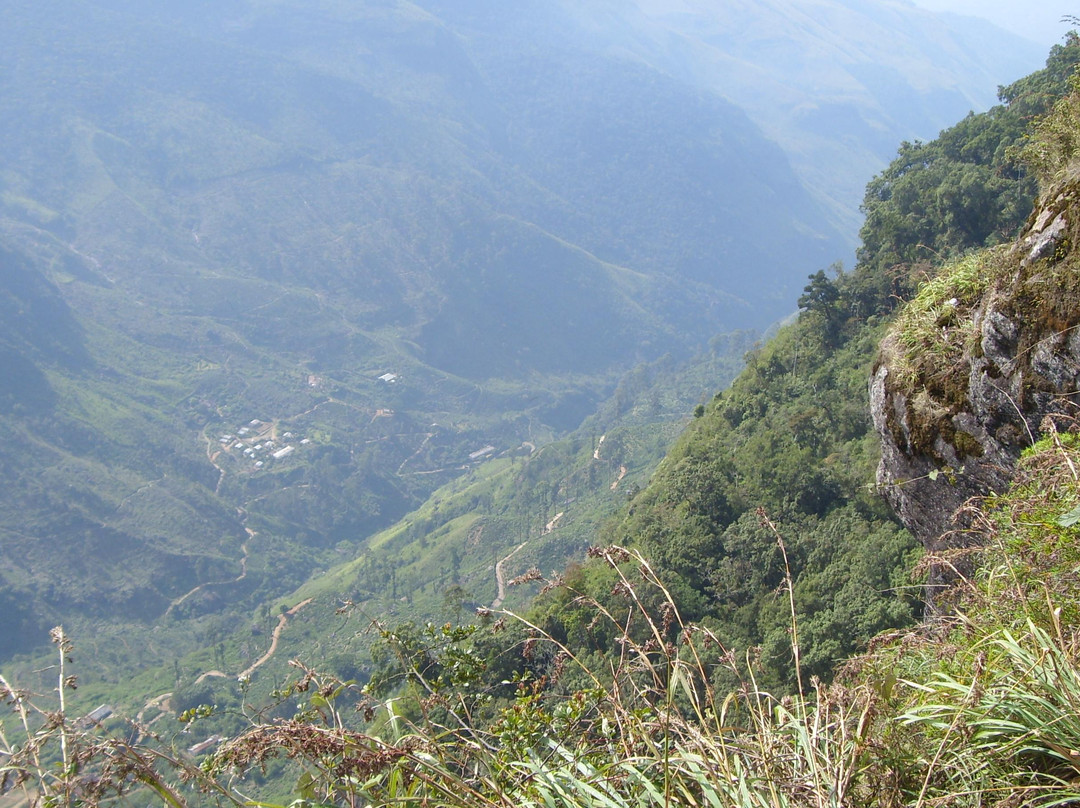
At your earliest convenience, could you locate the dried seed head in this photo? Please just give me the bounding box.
[661,603,676,634]
[509,568,543,586]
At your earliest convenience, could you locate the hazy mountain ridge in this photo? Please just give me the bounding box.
[3,0,793,370]
[535,0,1046,232]
[1,0,1034,373]
[0,0,1050,668]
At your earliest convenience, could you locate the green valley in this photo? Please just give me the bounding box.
[3,5,1080,807]
[0,0,1039,674]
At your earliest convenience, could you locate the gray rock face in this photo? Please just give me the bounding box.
[871,184,1080,562]
[1022,211,1067,266]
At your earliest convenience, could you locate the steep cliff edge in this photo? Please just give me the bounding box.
[871,173,1080,555]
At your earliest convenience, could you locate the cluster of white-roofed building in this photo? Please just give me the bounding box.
[217,418,312,470]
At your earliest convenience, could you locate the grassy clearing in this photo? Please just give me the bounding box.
[885,249,1004,400]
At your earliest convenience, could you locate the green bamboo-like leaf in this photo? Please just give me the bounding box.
[1056,504,1080,527]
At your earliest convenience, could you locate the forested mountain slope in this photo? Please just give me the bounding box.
[0,0,1040,668]
[515,36,1080,694]
[0,0,824,662]
[44,34,1080,808]
[317,40,1080,804]
[142,37,1080,727]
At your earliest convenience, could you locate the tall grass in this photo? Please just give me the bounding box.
[7,435,1080,808]
[203,538,883,808]
[883,249,1002,398]
[884,427,1080,808]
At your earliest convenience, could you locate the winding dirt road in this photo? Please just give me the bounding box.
[136,691,172,725]
[492,543,528,609]
[138,597,314,728]
[163,536,252,619]
[238,598,313,680]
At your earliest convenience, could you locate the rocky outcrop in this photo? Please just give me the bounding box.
[871,178,1080,559]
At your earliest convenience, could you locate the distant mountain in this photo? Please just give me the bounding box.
[529,0,1044,235]
[0,0,842,378]
[0,247,89,413]
[0,0,1048,666]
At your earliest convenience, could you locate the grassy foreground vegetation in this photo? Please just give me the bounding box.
[6,433,1080,808]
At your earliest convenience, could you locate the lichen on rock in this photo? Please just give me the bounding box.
[871,177,1080,566]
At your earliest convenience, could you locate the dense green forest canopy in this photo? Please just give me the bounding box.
[857,35,1080,306]
[477,37,1080,696]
